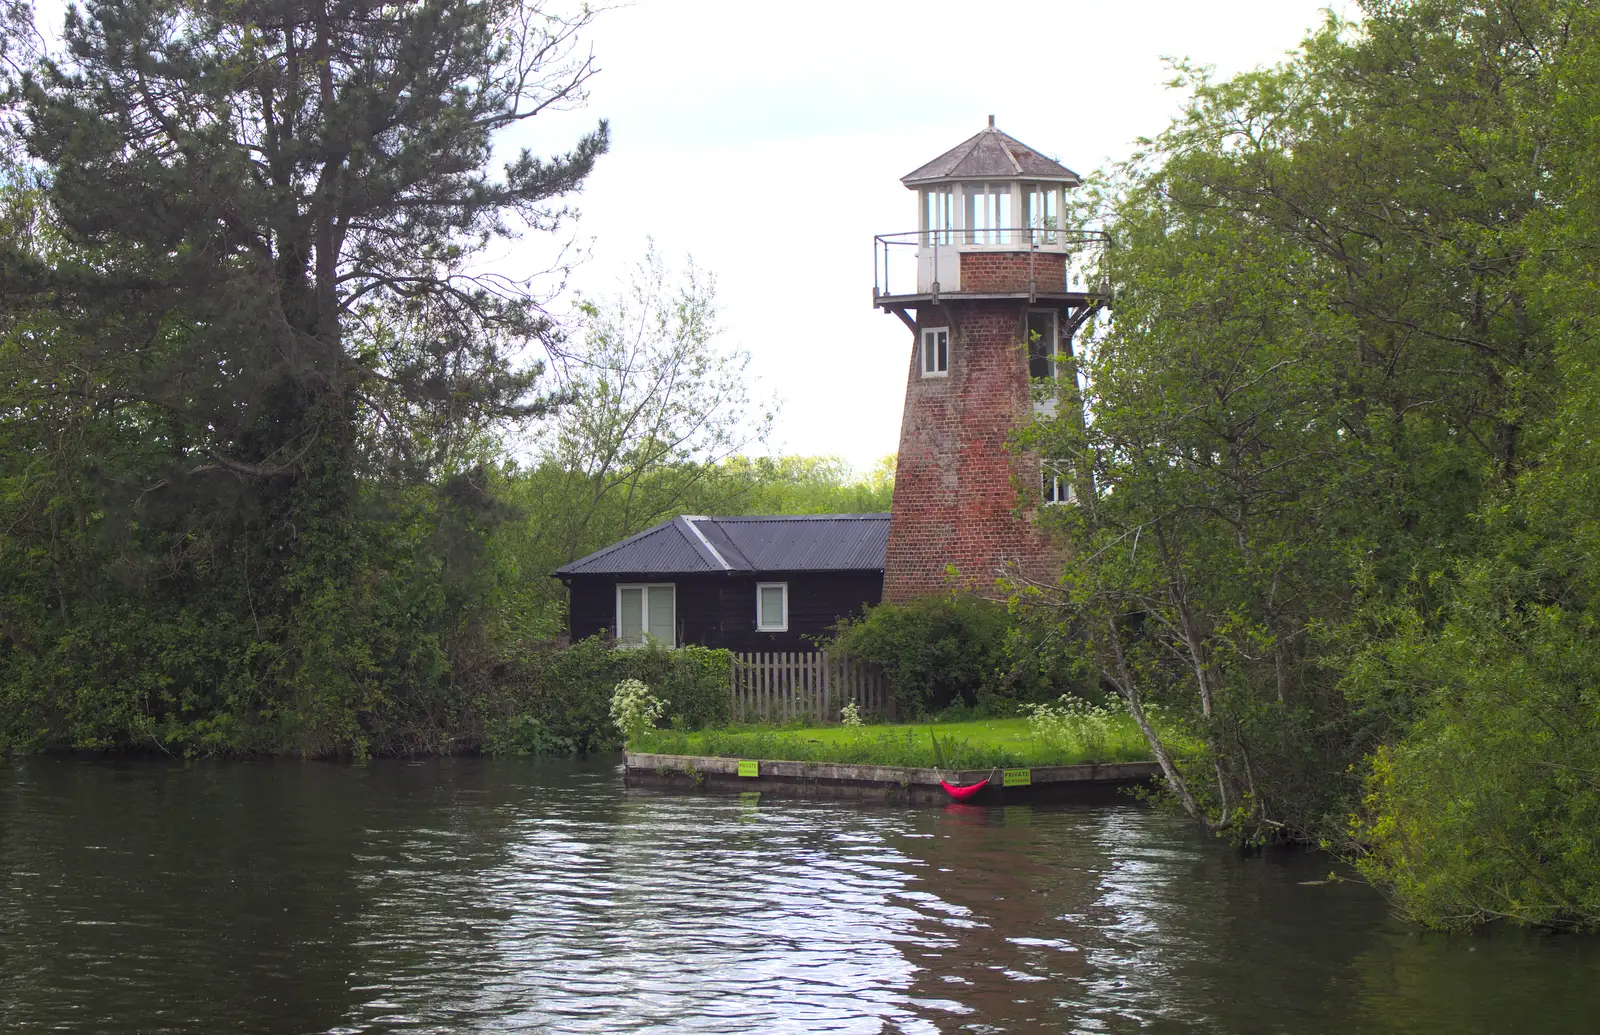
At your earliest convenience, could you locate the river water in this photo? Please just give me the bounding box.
[1,757,1596,1034]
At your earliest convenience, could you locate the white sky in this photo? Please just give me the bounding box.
[506,0,1349,471]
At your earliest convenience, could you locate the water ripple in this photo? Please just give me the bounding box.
[3,757,1599,1034]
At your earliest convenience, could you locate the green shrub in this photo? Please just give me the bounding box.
[482,714,577,757]
[621,643,732,731]
[1349,573,1600,931]
[488,637,731,755]
[828,593,1082,716]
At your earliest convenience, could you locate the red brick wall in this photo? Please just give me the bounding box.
[883,300,1066,602]
[958,251,1067,294]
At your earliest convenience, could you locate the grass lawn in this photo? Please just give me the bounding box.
[633,715,1164,770]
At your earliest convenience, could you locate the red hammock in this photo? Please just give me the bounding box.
[939,777,989,801]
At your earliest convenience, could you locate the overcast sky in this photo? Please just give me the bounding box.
[34,0,1348,472]
[503,0,1350,471]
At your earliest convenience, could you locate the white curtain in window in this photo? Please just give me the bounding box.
[759,585,785,628]
[618,587,644,643]
[646,585,675,645]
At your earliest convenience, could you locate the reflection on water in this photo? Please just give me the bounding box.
[1,757,1597,1034]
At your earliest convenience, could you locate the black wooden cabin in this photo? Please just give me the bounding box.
[555,515,888,652]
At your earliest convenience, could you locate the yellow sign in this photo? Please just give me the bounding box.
[1002,768,1032,787]
[737,760,760,778]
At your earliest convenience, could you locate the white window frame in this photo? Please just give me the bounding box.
[961,181,1013,245]
[921,327,949,378]
[756,582,789,633]
[921,186,955,245]
[1027,309,1059,380]
[614,582,677,648]
[1042,460,1076,506]
[1022,182,1062,244]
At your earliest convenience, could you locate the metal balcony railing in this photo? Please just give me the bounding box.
[873,227,1108,300]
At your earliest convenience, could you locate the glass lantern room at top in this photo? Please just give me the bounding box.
[919,180,1066,246]
[904,117,1081,250]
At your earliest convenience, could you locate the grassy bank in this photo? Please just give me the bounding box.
[634,715,1168,770]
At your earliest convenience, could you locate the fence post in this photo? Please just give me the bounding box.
[813,651,822,723]
[784,651,793,724]
[821,649,830,723]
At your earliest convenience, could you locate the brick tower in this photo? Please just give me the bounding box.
[874,118,1104,602]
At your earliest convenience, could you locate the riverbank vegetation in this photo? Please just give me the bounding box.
[634,706,1165,771]
[1025,0,1600,929]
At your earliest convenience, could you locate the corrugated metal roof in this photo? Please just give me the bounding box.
[713,516,889,571]
[552,518,720,576]
[902,119,1081,187]
[555,514,889,576]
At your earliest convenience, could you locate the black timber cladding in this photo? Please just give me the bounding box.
[554,514,889,577]
[565,571,884,653]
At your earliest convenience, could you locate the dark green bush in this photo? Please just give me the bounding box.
[487,637,731,754]
[828,593,1078,715]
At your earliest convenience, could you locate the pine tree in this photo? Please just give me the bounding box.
[0,0,607,752]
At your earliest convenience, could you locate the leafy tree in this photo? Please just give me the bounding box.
[490,246,784,639]
[0,0,36,83]
[532,245,773,561]
[704,455,895,516]
[0,0,607,754]
[1348,0,1600,929]
[1012,0,1600,928]
[1026,0,1573,845]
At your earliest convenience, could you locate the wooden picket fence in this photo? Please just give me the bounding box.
[729,651,894,724]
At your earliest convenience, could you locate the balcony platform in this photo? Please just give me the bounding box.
[874,289,1106,334]
[874,289,1103,308]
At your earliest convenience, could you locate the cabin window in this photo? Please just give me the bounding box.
[1027,310,1059,379]
[1043,461,1075,505]
[756,582,789,632]
[616,583,676,647]
[922,327,949,378]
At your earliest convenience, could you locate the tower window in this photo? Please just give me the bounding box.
[922,187,955,245]
[963,182,1013,244]
[1043,461,1075,505]
[921,327,949,378]
[1023,183,1059,244]
[1027,310,1059,379]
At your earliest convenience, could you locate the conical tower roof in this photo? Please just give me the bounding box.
[901,117,1081,187]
